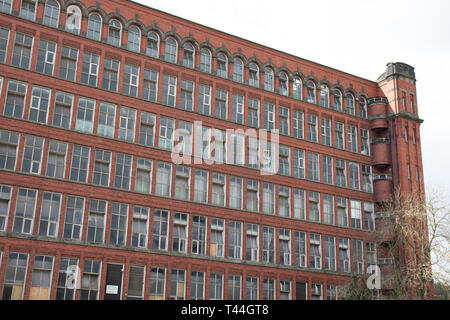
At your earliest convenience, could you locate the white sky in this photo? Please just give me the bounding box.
[135,0,450,195]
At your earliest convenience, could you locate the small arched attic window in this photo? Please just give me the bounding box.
[346,93,355,115]
[200,48,212,73]
[279,72,288,96]
[293,77,302,100]
[264,67,274,91]
[65,5,82,34]
[306,80,316,104]
[147,32,160,58]
[249,63,259,87]
[359,96,367,118]
[320,84,329,107]
[217,53,228,78]
[332,89,342,111]
[127,25,141,52]
[165,37,178,63]
[233,58,244,83]
[43,0,60,28]
[183,43,194,68]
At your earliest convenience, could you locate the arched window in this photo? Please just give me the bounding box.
[127,25,141,52]
[65,5,82,34]
[217,53,228,78]
[359,97,367,119]
[87,13,102,41]
[147,31,160,58]
[306,80,316,104]
[279,72,288,96]
[346,93,355,115]
[249,63,259,87]
[20,0,37,21]
[43,0,60,28]
[320,84,329,107]
[233,58,244,83]
[332,89,342,111]
[200,48,211,73]
[165,37,178,63]
[108,19,122,46]
[264,68,274,91]
[182,43,194,68]
[293,77,302,100]
[0,0,13,14]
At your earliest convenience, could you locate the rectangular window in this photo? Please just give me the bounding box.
[211,172,226,206]
[70,145,90,182]
[210,218,225,257]
[246,179,259,212]
[293,110,304,139]
[155,162,172,197]
[213,129,226,163]
[118,106,136,143]
[56,257,78,300]
[311,283,323,300]
[53,92,73,129]
[142,69,158,102]
[229,176,243,209]
[0,129,20,171]
[174,166,190,200]
[263,102,275,131]
[29,86,51,124]
[246,223,259,262]
[194,169,208,203]
[262,183,275,215]
[262,226,275,263]
[2,252,29,300]
[13,188,37,234]
[37,192,61,237]
[324,236,336,271]
[309,191,320,222]
[278,145,290,175]
[366,242,377,266]
[323,194,334,225]
[228,275,242,300]
[123,64,139,97]
[232,94,244,124]
[310,233,322,269]
[87,199,107,243]
[43,141,66,184]
[361,129,370,155]
[92,149,111,187]
[152,209,169,250]
[12,32,33,69]
[192,215,207,255]
[80,260,101,300]
[280,280,291,300]
[109,202,128,246]
[293,148,305,179]
[178,120,193,156]
[321,118,331,146]
[335,122,345,149]
[210,273,223,300]
[139,111,156,147]
[294,231,307,267]
[198,84,211,115]
[21,135,44,174]
[149,267,166,300]
[131,206,149,248]
[62,196,84,240]
[364,202,375,231]
[247,136,259,169]
[279,106,290,135]
[262,140,275,173]
[20,0,37,20]
[294,189,305,220]
[0,27,10,63]
[349,162,360,190]
[337,197,348,227]
[128,265,145,300]
[30,255,54,300]
[114,153,132,190]
[75,97,95,133]
[336,159,347,188]
[246,276,259,300]
[159,116,174,151]
[97,102,116,138]
[307,114,318,142]
[351,200,362,229]
[352,239,364,274]
[348,125,358,152]
[228,221,242,259]
[179,79,194,111]
[279,229,291,265]
[263,279,275,300]
[248,98,260,128]
[172,212,188,253]
[308,151,320,182]
[215,88,228,120]
[0,184,12,232]
[322,155,333,184]
[339,238,351,272]
[195,124,211,159]
[190,271,205,300]
[101,58,120,92]
[170,269,185,300]
[134,158,152,194]
[327,285,338,300]
[80,52,99,86]
[59,46,78,81]
[278,186,291,217]
[362,164,373,193]
[162,74,177,107]
[36,39,56,75]
[4,80,27,119]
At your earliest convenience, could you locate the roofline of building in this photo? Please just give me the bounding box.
[124,0,378,86]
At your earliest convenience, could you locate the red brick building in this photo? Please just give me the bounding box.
[0,0,425,300]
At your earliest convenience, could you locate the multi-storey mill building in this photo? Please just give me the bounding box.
[0,0,425,300]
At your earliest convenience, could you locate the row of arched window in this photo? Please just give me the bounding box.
[1,0,370,118]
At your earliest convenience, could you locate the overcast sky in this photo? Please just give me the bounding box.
[135,0,450,196]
